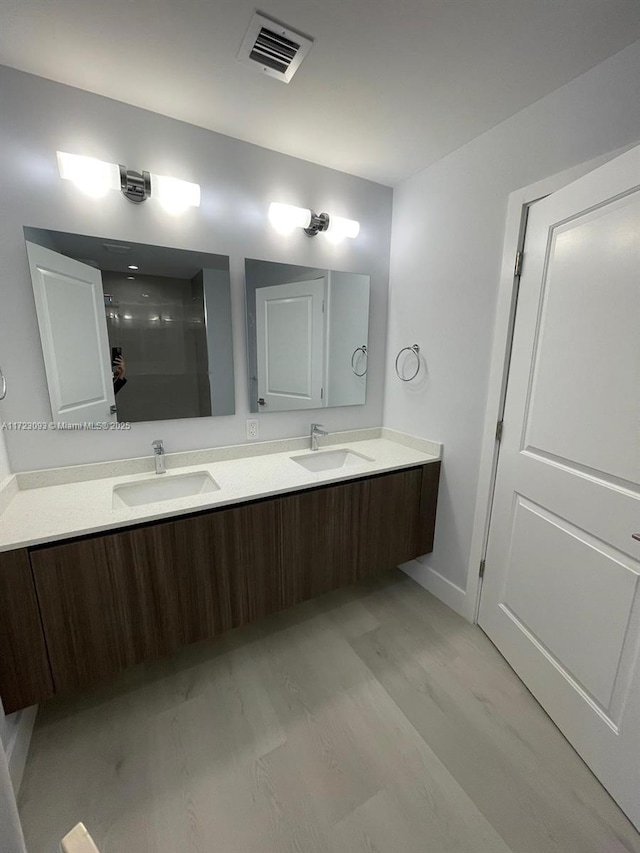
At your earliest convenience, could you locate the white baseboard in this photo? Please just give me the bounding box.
[399,558,474,622]
[4,706,37,795]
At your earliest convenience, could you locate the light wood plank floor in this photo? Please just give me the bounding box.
[19,571,640,853]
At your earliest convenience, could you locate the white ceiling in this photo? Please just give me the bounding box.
[1,0,639,186]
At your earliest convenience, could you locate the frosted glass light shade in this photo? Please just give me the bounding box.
[268,202,312,234]
[57,152,120,198]
[326,215,360,243]
[151,174,201,213]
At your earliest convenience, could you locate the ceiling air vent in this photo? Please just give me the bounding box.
[237,12,313,84]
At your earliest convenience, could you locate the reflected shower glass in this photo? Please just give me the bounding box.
[24,227,235,424]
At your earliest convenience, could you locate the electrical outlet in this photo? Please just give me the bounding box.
[246,419,259,440]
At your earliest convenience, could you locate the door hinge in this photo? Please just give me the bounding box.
[514,250,523,278]
[320,387,324,400]
[479,559,486,579]
[322,300,325,313]
[496,420,504,442]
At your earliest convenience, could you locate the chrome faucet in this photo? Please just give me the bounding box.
[310,423,328,451]
[152,439,166,474]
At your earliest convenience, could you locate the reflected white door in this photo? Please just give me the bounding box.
[26,242,116,423]
[479,146,640,827]
[256,278,325,411]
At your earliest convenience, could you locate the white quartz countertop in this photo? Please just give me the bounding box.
[0,432,441,553]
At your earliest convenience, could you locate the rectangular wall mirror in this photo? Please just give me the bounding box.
[24,227,235,425]
[245,259,370,413]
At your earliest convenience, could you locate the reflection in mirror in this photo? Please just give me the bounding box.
[245,259,370,413]
[24,228,235,424]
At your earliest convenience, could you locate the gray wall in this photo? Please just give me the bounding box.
[383,40,640,608]
[0,66,392,471]
[326,271,369,407]
[202,268,235,416]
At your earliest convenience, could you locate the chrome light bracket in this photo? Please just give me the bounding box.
[119,165,151,203]
[304,211,330,236]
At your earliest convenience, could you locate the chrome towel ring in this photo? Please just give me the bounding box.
[351,345,368,377]
[395,344,421,382]
[0,367,6,400]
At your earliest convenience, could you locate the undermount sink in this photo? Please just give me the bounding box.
[112,471,220,508]
[290,449,374,473]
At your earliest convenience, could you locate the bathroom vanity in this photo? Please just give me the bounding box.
[0,433,440,713]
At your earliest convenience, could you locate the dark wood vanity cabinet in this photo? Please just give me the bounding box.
[29,499,283,696]
[0,548,54,712]
[280,467,427,603]
[171,498,282,644]
[1,462,440,711]
[280,478,362,605]
[357,468,425,578]
[30,524,186,695]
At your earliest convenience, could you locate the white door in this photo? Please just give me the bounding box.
[256,278,325,411]
[479,146,640,826]
[26,242,116,424]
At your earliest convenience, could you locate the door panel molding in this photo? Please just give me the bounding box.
[256,277,325,411]
[478,145,640,826]
[466,145,637,626]
[26,241,116,424]
[501,495,638,711]
[521,446,640,497]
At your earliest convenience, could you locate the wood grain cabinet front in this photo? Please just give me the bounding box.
[356,468,424,579]
[280,478,362,607]
[172,498,282,645]
[0,548,54,713]
[29,499,283,696]
[279,467,430,606]
[4,462,440,708]
[30,523,185,695]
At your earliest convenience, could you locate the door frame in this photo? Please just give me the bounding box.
[467,145,636,624]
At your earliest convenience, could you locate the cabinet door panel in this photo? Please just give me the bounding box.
[31,524,182,694]
[417,461,441,555]
[173,499,282,644]
[357,468,423,578]
[281,480,362,608]
[0,549,54,713]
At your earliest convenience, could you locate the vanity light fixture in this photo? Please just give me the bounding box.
[56,152,120,198]
[56,152,200,212]
[268,202,360,242]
